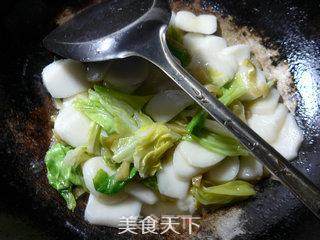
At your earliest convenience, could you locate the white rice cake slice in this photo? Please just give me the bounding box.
[272,113,303,160]
[157,161,190,199]
[85,194,141,227]
[237,156,263,181]
[205,157,240,183]
[125,183,158,205]
[172,145,203,179]
[175,11,217,35]
[179,141,225,168]
[145,90,193,122]
[42,59,90,98]
[183,33,227,58]
[250,88,280,115]
[248,104,288,143]
[219,44,251,65]
[54,100,91,147]
[104,57,149,93]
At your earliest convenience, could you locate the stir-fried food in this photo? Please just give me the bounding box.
[42,10,303,227]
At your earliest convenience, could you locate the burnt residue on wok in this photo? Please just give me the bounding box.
[0,0,320,240]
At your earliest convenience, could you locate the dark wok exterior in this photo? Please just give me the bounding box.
[0,0,320,239]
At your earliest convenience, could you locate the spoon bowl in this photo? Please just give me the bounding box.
[43,0,170,61]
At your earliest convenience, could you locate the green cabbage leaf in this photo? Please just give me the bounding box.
[191,180,256,205]
[93,166,137,195]
[45,143,86,210]
[112,123,180,177]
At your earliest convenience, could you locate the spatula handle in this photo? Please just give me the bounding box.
[139,26,320,219]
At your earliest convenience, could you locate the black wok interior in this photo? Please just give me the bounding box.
[0,0,320,239]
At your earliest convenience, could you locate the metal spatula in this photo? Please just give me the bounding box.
[43,0,320,219]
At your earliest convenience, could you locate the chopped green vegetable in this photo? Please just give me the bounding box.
[93,85,139,135]
[111,136,138,163]
[74,92,116,134]
[87,122,101,155]
[59,190,77,210]
[205,83,223,97]
[207,67,227,87]
[97,86,152,110]
[186,110,207,135]
[184,131,248,157]
[219,60,269,106]
[101,147,120,170]
[115,161,131,181]
[203,119,233,138]
[93,166,137,195]
[166,122,188,136]
[112,123,180,177]
[99,129,109,146]
[191,180,256,205]
[167,25,184,43]
[173,105,198,124]
[133,111,154,128]
[133,123,180,177]
[75,85,151,136]
[45,143,84,211]
[99,129,120,150]
[141,176,158,192]
[186,107,247,157]
[187,63,211,85]
[230,101,246,122]
[166,26,191,67]
[63,146,91,167]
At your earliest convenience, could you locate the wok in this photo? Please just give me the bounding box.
[0,0,320,239]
